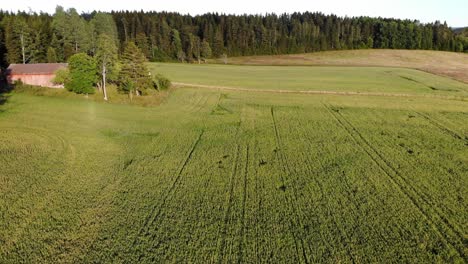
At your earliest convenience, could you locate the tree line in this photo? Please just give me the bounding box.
[0,8,467,67]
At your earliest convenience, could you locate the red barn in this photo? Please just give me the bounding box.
[6,63,68,88]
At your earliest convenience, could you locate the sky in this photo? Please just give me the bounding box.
[2,0,467,27]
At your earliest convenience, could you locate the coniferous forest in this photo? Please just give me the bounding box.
[1,7,467,68]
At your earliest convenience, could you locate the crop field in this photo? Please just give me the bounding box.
[1,63,468,263]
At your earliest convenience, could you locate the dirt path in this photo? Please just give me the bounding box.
[173,82,467,101]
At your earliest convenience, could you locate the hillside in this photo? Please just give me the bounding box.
[219,49,468,83]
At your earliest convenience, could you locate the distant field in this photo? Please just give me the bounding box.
[1,54,468,262]
[150,63,468,98]
[216,49,468,83]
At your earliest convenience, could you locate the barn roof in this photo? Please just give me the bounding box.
[7,63,68,75]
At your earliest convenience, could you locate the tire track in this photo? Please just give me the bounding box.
[133,130,204,248]
[195,93,211,113]
[413,111,467,143]
[184,91,203,112]
[292,118,357,263]
[237,145,249,264]
[217,144,241,264]
[323,104,467,259]
[216,111,244,263]
[366,111,465,233]
[249,117,262,263]
[271,107,310,264]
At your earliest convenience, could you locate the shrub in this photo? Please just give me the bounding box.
[152,74,171,91]
[52,68,70,86]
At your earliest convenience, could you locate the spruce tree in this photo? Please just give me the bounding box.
[201,40,212,61]
[119,42,152,98]
[47,47,57,63]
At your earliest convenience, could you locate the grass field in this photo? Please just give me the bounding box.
[150,63,468,99]
[1,60,468,262]
[216,49,468,84]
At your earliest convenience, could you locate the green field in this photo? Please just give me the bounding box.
[1,63,467,262]
[150,63,468,97]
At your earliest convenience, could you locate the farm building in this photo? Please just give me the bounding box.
[6,63,68,88]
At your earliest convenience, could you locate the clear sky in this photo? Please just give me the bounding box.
[2,0,467,27]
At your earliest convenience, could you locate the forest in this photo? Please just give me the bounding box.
[0,7,467,68]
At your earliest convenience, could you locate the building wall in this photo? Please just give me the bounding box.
[7,74,64,88]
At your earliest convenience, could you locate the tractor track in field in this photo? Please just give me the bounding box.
[250,123,262,263]
[291,115,357,263]
[235,145,250,264]
[373,113,466,235]
[323,104,467,260]
[413,111,468,144]
[173,82,467,100]
[271,107,310,264]
[217,144,241,264]
[133,130,204,250]
[217,115,245,263]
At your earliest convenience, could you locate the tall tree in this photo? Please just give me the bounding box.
[171,29,183,61]
[52,6,91,60]
[47,47,57,62]
[3,16,34,64]
[95,34,118,101]
[91,12,119,46]
[201,39,212,61]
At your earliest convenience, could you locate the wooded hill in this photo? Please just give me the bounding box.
[1,7,467,67]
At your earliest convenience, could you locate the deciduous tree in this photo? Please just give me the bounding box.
[96,34,118,101]
[66,53,97,94]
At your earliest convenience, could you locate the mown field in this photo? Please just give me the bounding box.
[1,62,467,263]
[150,63,468,98]
[216,49,468,84]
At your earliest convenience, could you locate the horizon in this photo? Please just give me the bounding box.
[1,0,467,28]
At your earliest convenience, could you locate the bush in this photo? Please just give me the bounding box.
[66,53,97,94]
[152,74,171,91]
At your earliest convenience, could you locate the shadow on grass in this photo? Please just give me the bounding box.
[0,94,8,114]
[0,78,12,112]
[0,94,7,105]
